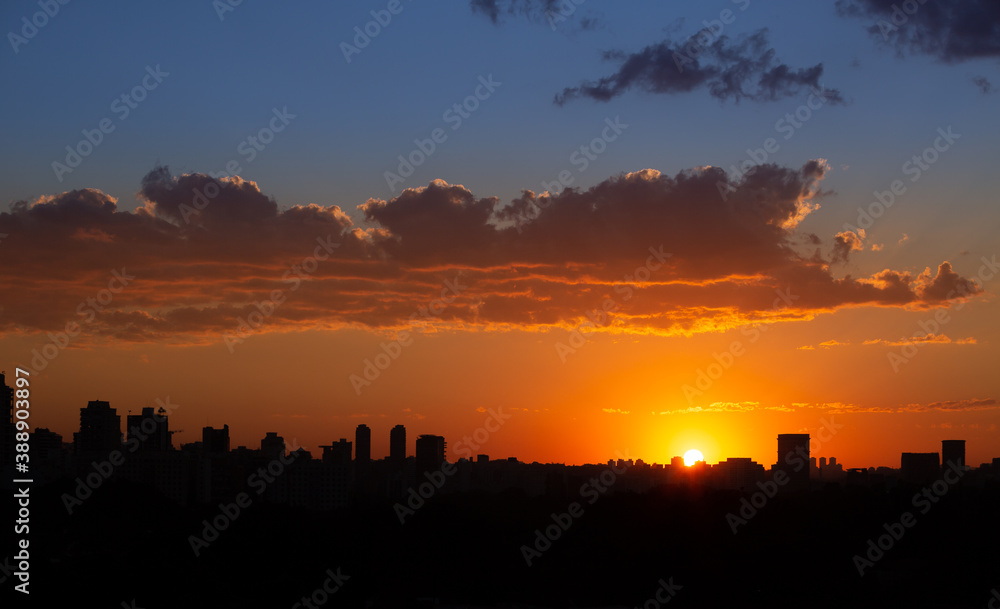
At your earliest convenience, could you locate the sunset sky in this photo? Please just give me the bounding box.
[2,0,998,468]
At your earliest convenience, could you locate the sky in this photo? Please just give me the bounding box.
[1,0,998,468]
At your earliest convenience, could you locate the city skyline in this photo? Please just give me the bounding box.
[3,2,1000,604]
[8,374,991,472]
[1,1,999,477]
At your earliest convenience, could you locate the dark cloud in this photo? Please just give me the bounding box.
[470,0,598,30]
[0,163,981,344]
[555,28,844,105]
[837,0,1000,62]
[973,75,993,94]
[831,230,864,264]
[916,261,983,303]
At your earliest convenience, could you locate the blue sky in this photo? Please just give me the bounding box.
[2,0,1000,465]
[3,0,996,243]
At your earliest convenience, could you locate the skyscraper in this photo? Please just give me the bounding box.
[776,434,810,489]
[416,434,446,474]
[322,439,353,465]
[390,424,406,465]
[202,425,230,454]
[901,452,940,484]
[355,424,371,462]
[941,440,965,470]
[74,400,121,456]
[0,372,13,465]
[126,407,171,452]
[261,432,285,460]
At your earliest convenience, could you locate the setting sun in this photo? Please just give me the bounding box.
[683,449,704,466]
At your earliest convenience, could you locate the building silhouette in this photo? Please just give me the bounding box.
[202,425,230,454]
[714,457,765,490]
[0,372,13,464]
[416,434,446,474]
[776,434,810,488]
[942,440,965,470]
[126,407,171,452]
[390,424,406,465]
[74,400,121,456]
[356,424,371,462]
[261,432,285,460]
[901,452,940,484]
[322,439,352,465]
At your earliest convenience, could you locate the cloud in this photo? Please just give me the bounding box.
[0,163,984,346]
[900,398,999,412]
[801,334,976,349]
[837,0,1000,62]
[915,261,984,303]
[777,400,999,414]
[831,230,865,264]
[554,28,844,105]
[470,0,598,29]
[602,408,631,415]
[972,75,993,94]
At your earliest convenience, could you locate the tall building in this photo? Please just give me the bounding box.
[322,439,352,465]
[261,432,285,460]
[0,372,13,464]
[126,407,171,451]
[776,434,810,489]
[355,424,371,462]
[390,424,406,465]
[415,434,446,474]
[31,428,65,469]
[74,400,121,455]
[901,452,940,484]
[941,440,966,470]
[714,457,765,490]
[202,425,230,454]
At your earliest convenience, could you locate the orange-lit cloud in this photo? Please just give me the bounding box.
[801,334,977,349]
[0,163,985,346]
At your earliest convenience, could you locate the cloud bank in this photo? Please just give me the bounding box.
[0,162,982,345]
